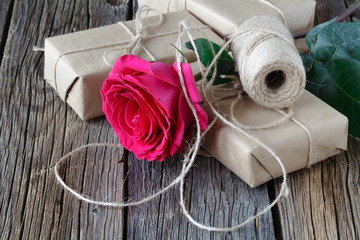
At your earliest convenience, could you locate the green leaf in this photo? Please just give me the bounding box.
[170,43,188,63]
[304,20,360,137]
[305,18,336,57]
[185,38,236,85]
[300,53,315,69]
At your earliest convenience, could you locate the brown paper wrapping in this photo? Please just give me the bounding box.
[202,91,348,187]
[44,10,223,120]
[138,0,315,36]
[294,38,309,53]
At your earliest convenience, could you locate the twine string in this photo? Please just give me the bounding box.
[54,141,202,208]
[54,18,314,232]
[33,46,45,52]
[53,1,315,232]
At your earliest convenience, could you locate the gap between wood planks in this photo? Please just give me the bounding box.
[267,180,283,239]
[0,0,15,66]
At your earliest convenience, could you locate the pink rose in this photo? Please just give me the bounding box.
[101,55,208,161]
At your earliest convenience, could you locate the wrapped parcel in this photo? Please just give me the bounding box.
[44,10,223,120]
[138,0,316,36]
[202,91,348,187]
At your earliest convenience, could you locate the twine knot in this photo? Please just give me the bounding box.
[103,5,165,66]
[129,34,143,55]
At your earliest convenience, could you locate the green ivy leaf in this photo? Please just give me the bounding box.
[305,18,336,59]
[300,53,315,70]
[185,38,236,85]
[304,20,360,137]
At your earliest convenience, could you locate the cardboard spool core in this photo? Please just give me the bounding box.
[265,70,286,90]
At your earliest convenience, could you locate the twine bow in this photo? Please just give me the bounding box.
[103,5,165,66]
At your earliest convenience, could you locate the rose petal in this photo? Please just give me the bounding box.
[169,94,192,155]
[109,55,153,77]
[194,103,208,131]
[126,74,180,123]
[150,61,180,87]
[124,100,139,129]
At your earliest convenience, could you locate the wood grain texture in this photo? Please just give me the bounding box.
[275,140,360,240]
[1,0,360,239]
[274,3,360,239]
[0,0,128,239]
[126,154,276,239]
[0,0,14,62]
[314,0,347,24]
[346,137,360,239]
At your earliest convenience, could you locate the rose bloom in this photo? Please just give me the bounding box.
[101,55,208,161]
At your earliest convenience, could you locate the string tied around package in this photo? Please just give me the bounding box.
[39,5,184,98]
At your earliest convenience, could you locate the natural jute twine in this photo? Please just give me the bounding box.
[231,16,306,109]
[52,3,316,233]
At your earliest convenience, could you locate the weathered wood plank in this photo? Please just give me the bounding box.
[274,1,360,238]
[183,157,275,239]
[1,0,359,239]
[275,143,360,240]
[126,154,276,239]
[0,0,129,239]
[314,0,347,24]
[0,0,14,63]
[346,137,360,239]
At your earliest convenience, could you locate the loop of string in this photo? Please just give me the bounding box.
[103,5,164,65]
[53,1,315,232]
[257,0,287,24]
[54,142,195,207]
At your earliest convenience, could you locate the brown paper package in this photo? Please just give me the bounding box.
[201,91,348,187]
[137,0,316,36]
[44,10,223,120]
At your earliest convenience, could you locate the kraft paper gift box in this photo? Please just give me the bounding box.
[202,91,348,188]
[44,10,223,120]
[138,0,316,36]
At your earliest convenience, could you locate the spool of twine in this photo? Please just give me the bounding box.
[231,16,306,109]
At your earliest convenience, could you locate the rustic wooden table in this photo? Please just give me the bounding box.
[1,0,359,239]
